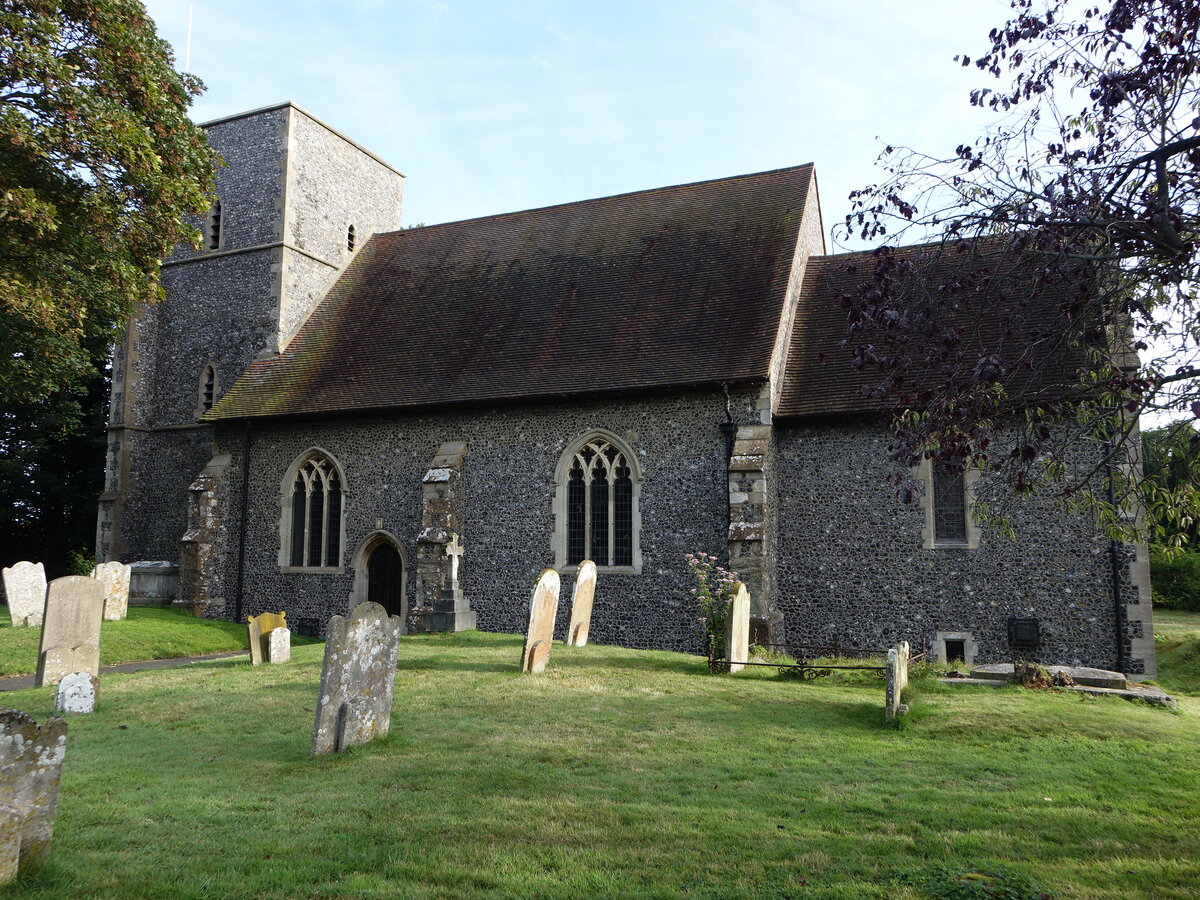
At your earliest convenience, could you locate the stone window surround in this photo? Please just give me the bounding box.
[278,447,349,573]
[194,361,218,419]
[348,529,409,615]
[916,458,981,550]
[552,428,643,575]
[206,199,223,251]
[931,630,978,667]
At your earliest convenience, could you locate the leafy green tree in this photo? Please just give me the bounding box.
[0,1,216,569]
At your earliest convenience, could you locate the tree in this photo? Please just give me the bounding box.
[0,1,216,568]
[839,0,1200,544]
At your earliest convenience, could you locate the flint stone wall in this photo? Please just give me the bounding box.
[774,422,1138,672]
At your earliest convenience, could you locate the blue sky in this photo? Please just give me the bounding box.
[143,0,1013,243]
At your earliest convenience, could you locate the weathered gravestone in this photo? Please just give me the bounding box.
[2,561,46,628]
[311,602,402,756]
[53,673,99,715]
[520,569,560,674]
[0,709,68,885]
[246,611,288,666]
[34,577,104,688]
[90,561,131,621]
[566,561,597,648]
[885,641,911,721]
[724,582,751,673]
[268,627,292,664]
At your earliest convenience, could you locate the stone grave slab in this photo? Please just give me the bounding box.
[2,561,46,628]
[566,561,596,647]
[34,577,104,688]
[311,602,402,756]
[0,709,68,884]
[886,641,911,721]
[53,673,99,714]
[520,569,560,674]
[970,662,1129,689]
[247,611,288,666]
[90,561,131,621]
[724,583,750,673]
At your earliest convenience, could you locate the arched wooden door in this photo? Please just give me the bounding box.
[367,543,404,619]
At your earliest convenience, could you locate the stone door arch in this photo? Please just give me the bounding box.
[350,531,409,626]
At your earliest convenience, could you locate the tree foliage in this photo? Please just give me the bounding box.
[0,0,216,403]
[839,0,1200,543]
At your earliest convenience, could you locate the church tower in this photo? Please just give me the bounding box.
[97,103,405,565]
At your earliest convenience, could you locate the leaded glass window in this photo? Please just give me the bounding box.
[933,463,968,543]
[565,438,634,567]
[289,455,342,567]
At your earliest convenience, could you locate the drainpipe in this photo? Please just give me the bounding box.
[1103,434,1129,674]
[234,418,252,622]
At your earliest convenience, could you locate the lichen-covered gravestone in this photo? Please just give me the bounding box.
[520,569,560,674]
[885,641,911,721]
[90,561,131,621]
[2,561,46,628]
[246,611,288,666]
[53,673,99,715]
[566,561,597,648]
[34,576,105,688]
[0,709,68,884]
[311,602,402,756]
[724,582,751,673]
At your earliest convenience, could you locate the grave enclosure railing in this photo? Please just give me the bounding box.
[715,640,927,679]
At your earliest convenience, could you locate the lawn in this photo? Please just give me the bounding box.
[1153,608,1200,696]
[3,630,1198,899]
[0,606,252,676]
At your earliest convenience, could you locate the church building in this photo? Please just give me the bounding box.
[96,102,1156,677]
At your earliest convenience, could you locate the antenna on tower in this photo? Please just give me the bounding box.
[184,2,194,72]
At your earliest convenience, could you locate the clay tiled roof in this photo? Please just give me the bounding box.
[778,241,1087,418]
[209,165,814,420]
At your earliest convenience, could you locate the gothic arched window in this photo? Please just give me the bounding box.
[284,452,344,569]
[554,432,642,572]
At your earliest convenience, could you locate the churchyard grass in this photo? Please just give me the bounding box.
[2,631,1198,899]
[1153,609,1200,696]
[0,607,255,676]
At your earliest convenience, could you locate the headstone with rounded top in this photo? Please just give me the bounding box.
[267,627,291,664]
[724,582,751,673]
[885,641,911,721]
[53,673,99,715]
[0,708,68,884]
[566,561,597,647]
[311,602,402,756]
[2,561,46,628]
[246,611,288,666]
[34,577,104,688]
[521,569,560,674]
[90,561,131,621]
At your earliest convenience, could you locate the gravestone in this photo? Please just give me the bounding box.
[0,709,68,884]
[2,561,46,628]
[724,582,751,673]
[311,602,402,756]
[566,561,597,647]
[90,561,131,621]
[246,611,288,666]
[885,641,911,721]
[268,627,291,664]
[428,533,476,632]
[520,569,560,674]
[53,673,99,715]
[34,577,104,688]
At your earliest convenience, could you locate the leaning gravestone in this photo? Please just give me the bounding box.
[34,576,105,688]
[724,582,751,673]
[885,641,911,721]
[246,611,288,666]
[0,709,68,885]
[520,569,560,674]
[53,673,99,715]
[311,602,402,756]
[2,561,46,628]
[90,561,131,621]
[565,561,597,647]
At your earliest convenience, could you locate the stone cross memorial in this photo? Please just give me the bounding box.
[53,673,99,715]
[34,576,105,688]
[246,611,289,666]
[885,641,911,721]
[428,532,476,632]
[520,569,560,674]
[311,602,402,756]
[0,708,68,885]
[566,561,597,647]
[724,582,751,673]
[2,561,46,628]
[90,561,131,621]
